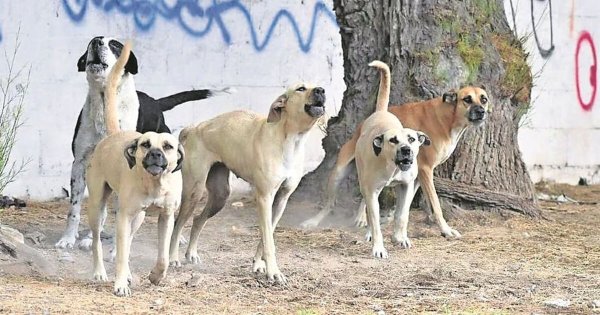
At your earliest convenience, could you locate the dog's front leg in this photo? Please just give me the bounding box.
[253,182,297,272]
[114,209,133,297]
[149,211,174,285]
[418,168,461,238]
[254,192,286,284]
[391,183,415,248]
[364,189,388,259]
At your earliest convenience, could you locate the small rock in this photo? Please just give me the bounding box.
[376,311,385,315]
[544,298,570,308]
[186,274,203,287]
[589,300,600,309]
[153,299,164,306]
[0,225,24,244]
[25,231,46,245]
[231,201,244,208]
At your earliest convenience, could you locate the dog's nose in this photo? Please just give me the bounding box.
[148,149,163,159]
[400,145,411,156]
[91,37,104,47]
[314,87,325,95]
[473,105,485,114]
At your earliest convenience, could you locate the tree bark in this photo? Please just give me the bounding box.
[296,0,539,217]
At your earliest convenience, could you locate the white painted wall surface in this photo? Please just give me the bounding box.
[0,0,344,200]
[505,0,600,184]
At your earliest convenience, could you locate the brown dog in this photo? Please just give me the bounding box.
[301,85,490,238]
[169,83,326,284]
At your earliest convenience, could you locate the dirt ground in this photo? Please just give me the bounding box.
[0,183,599,314]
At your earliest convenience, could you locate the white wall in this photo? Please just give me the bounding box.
[505,0,600,184]
[0,0,344,200]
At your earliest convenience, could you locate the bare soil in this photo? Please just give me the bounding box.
[0,183,599,314]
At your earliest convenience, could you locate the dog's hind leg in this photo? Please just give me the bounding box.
[185,162,230,264]
[253,179,298,273]
[169,163,210,267]
[88,180,111,282]
[300,136,357,228]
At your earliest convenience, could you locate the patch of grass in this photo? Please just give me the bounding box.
[296,309,320,315]
[492,33,532,102]
[457,33,484,84]
[472,0,498,27]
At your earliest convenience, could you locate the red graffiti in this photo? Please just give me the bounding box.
[575,31,597,111]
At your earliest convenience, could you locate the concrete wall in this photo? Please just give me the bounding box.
[2,0,599,200]
[506,0,600,184]
[0,0,344,199]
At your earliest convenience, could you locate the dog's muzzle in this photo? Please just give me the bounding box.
[305,87,326,118]
[468,105,487,124]
[86,38,108,72]
[142,149,168,176]
[395,145,414,172]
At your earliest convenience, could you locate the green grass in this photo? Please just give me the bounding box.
[457,34,485,84]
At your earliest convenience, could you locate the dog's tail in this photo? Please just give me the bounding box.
[157,87,234,112]
[104,41,132,135]
[368,60,391,112]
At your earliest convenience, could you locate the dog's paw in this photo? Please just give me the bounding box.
[169,260,182,268]
[266,270,287,285]
[55,235,77,249]
[299,218,320,229]
[148,269,166,285]
[104,246,116,263]
[252,259,266,274]
[113,284,131,297]
[364,230,372,242]
[179,235,188,246]
[185,252,201,265]
[93,271,108,282]
[391,234,412,249]
[354,213,368,228]
[78,237,93,251]
[441,227,462,239]
[372,244,389,259]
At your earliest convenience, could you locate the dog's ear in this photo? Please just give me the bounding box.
[172,143,185,173]
[417,131,431,146]
[372,134,384,156]
[77,52,87,72]
[125,50,138,75]
[479,84,487,91]
[267,94,287,123]
[124,138,139,169]
[442,90,457,104]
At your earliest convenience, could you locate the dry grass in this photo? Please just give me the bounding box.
[1,184,599,314]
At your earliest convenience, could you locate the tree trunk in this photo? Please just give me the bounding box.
[296,0,539,217]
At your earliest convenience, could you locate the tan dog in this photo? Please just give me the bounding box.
[169,83,326,284]
[85,42,184,296]
[355,61,429,258]
[301,83,490,239]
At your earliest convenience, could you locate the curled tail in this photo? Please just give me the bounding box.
[368,60,391,112]
[104,41,132,135]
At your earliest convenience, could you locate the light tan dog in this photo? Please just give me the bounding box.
[301,83,490,239]
[355,61,429,258]
[85,42,184,296]
[169,83,326,284]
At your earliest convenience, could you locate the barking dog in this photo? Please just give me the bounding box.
[169,84,326,284]
[56,36,225,249]
[86,42,184,297]
[301,82,490,240]
[355,61,429,258]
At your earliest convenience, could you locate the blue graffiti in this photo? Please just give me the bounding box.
[62,0,338,52]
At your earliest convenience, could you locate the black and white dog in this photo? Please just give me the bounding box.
[55,36,227,249]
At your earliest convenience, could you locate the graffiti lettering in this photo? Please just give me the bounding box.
[62,0,338,53]
[575,31,597,112]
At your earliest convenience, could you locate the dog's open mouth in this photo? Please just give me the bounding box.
[144,164,167,176]
[396,158,413,171]
[304,103,325,118]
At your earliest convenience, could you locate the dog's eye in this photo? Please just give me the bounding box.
[408,136,415,143]
[163,143,173,150]
[480,95,488,104]
[140,141,151,149]
[462,96,473,104]
[296,86,306,92]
